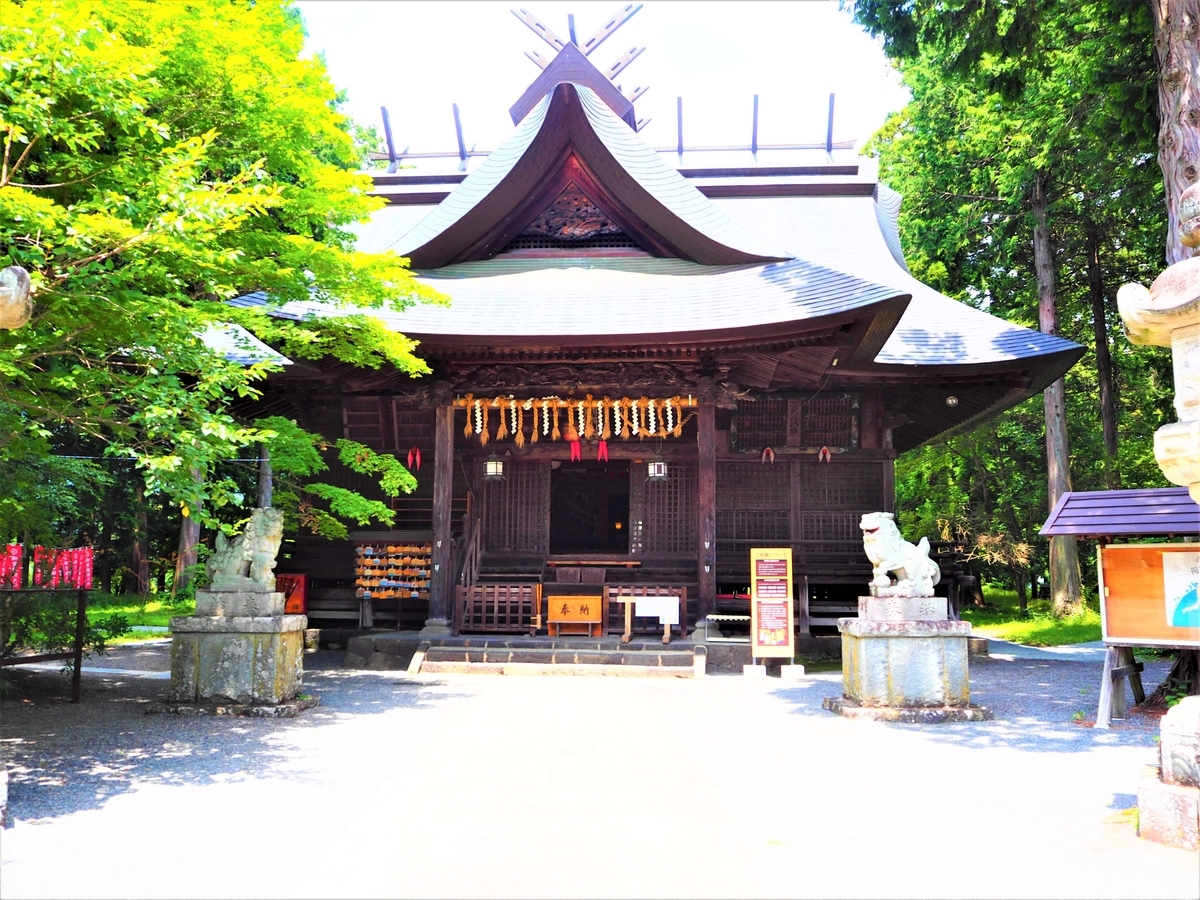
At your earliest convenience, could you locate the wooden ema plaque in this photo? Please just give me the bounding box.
[750,547,794,659]
[1099,543,1200,648]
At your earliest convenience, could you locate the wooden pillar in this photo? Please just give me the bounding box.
[425,403,455,634]
[696,401,717,629]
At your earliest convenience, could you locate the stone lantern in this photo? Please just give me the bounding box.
[1117,182,1200,502]
[1117,182,1200,851]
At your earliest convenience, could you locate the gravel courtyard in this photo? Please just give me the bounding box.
[0,646,1196,899]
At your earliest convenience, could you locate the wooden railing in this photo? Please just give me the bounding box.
[457,583,542,634]
[716,539,870,578]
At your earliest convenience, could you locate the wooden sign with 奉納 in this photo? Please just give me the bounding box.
[547,594,603,637]
[1098,543,1200,648]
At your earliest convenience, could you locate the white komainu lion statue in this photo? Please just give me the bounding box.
[860,512,941,598]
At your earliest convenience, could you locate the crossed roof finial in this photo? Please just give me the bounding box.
[509,5,650,129]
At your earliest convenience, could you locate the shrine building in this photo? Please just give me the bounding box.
[233,8,1083,639]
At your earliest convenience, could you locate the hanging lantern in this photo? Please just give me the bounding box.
[484,451,506,482]
[647,448,668,481]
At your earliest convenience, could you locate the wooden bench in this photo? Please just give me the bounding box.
[457,583,542,635]
[306,587,365,627]
[605,585,687,644]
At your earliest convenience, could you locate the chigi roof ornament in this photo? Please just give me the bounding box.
[509,5,650,131]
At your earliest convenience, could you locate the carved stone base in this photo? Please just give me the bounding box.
[838,618,972,709]
[146,695,320,718]
[1138,765,1200,850]
[194,589,284,617]
[169,614,306,705]
[420,618,452,637]
[822,696,991,723]
[857,595,948,622]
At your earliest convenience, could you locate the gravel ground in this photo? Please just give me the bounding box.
[0,648,1195,900]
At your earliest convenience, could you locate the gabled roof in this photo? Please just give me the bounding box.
[1041,488,1200,538]
[393,82,789,267]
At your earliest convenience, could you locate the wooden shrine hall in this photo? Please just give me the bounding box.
[233,7,1083,639]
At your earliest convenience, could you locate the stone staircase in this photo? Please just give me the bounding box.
[344,633,703,677]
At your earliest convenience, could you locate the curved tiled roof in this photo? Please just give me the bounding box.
[708,194,1081,369]
[231,257,908,348]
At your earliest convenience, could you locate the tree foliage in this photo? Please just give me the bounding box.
[0,0,439,517]
[854,0,1175,607]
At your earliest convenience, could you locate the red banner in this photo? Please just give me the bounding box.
[0,546,95,590]
[0,544,22,589]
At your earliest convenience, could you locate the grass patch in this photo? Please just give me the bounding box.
[794,657,842,673]
[85,594,195,629]
[960,586,1102,647]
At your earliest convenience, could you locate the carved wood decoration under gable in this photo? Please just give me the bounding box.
[522,183,623,241]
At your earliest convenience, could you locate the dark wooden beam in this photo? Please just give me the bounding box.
[696,400,717,627]
[427,404,455,631]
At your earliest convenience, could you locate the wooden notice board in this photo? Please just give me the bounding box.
[750,547,794,659]
[1098,543,1200,648]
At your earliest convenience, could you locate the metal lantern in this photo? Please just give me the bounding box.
[484,452,505,481]
[647,451,668,481]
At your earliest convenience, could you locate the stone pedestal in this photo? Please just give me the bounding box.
[1138,696,1200,850]
[823,599,991,722]
[195,588,284,617]
[857,594,948,622]
[170,611,306,705]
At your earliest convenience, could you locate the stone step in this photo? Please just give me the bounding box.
[432,637,692,652]
[419,660,694,678]
[423,647,693,667]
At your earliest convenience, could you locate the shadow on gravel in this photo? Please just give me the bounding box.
[0,662,474,826]
[766,656,1170,756]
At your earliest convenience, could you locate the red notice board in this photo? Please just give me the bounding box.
[276,574,307,615]
[750,547,794,659]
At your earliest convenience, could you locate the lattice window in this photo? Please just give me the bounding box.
[801,396,857,448]
[502,232,643,252]
[392,401,433,455]
[483,460,549,553]
[631,462,696,555]
[342,396,385,450]
[801,463,884,510]
[717,463,790,509]
[800,511,862,543]
[716,510,790,542]
[730,398,788,449]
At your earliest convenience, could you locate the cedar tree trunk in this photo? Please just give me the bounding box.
[1086,220,1121,488]
[1151,0,1200,265]
[257,446,273,509]
[1032,171,1084,616]
[172,468,203,597]
[132,480,150,596]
